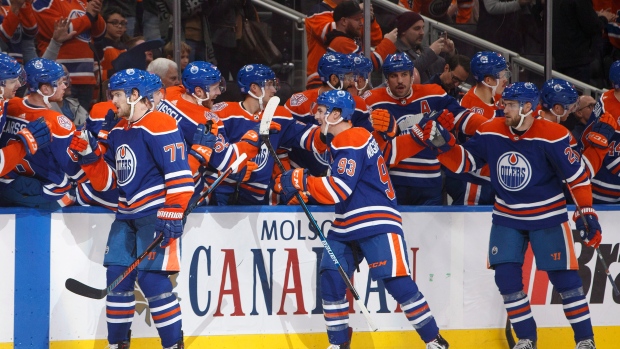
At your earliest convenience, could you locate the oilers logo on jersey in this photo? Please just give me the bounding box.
[67,10,92,43]
[254,143,270,171]
[116,145,137,186]
[497,152,531,191]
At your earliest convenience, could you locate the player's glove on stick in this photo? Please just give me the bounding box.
[573,207,602,248]
[586,112,617,149]
[156,205,185,248]
[423,120,456,153]
[274,168,309,204]
[17,117,52,155]
[371,108,397,140]
[70,130,101,165]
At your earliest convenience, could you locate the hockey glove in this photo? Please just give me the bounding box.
[98,109,118,139]
[423,120,456,153]
[69,130,101,165]
[229,160,258,182]
[156,205,185,248]
[17,117,52,155]
[586,112,617,149]
[573,207,602,248]
[189,123,218,165]
[274,168,309,205]
[417,109,455,131]
[370,108,397,140]
[236,127,264,160]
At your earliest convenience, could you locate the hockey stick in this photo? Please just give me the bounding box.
[542,149,620,297]
[259,96,378,331]
[505,317,516,348]
[65,153,248,299]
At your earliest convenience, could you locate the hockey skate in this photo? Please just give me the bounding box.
[575,339,595,349]
[426,333,449,349]
[326,344,350,349]
[105,341,129,349]
[513,339,536,349]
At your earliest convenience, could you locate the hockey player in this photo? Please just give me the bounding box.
[69,69,194,349]
[274,89,449,349]
[348,53,373,96]
[419,82,600,349]
[211,63,325,205]
[0,53,52,177]
[0,57,82,208]
[538,78,580,124]
[363,52,487,205]
[445,51,510,205]
[285,52,371,176]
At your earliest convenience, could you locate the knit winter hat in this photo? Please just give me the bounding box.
[396,11,424,36]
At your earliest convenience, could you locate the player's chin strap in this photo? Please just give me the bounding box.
[327,79,343,91]
[37,87,56,108]
[386,85,411,100]
[126,96,143,122]
[355,78,368,93]
[515,105,532,129]
[249,88,267,111]
[482,79,500,96]
[192,91,210,106]
[549,107,567,123]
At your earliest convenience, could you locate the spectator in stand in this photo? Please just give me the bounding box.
[0,0,37,63]
[50,64,88,128]
[96,7,128,82]
[32,0,106,112]
[103,0,137,37]
[571,95,597,141]
[325,1,397,73]
[395,11,456,83]
[207,0,256,81]
[163,41,191,71]
[553,0,614,85]
[424,54,470,101]
[147,58,180,88]
[41,18,77,60]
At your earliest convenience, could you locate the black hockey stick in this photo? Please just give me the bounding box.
[542,148,620,297]
[259,96,378,331]
[65,153,248,299]
[505,317,516,348]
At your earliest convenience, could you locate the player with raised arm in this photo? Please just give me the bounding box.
[362,52,487,205]
[0,57,80,208]
[419,82,599,349]
[445,51,510,205]
[274,89,449,349]
[69,69,194,349]
[210,64,325,205]
[0,53,51,177]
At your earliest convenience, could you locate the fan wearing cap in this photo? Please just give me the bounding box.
[394,10,455,83]
[305,0,387,89]
[325,0,397,72]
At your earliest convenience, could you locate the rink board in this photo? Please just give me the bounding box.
[1,206,619,348]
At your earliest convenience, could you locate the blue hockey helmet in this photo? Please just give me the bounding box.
[502,82,539,109]
[108,68,148,98]
[25,58,65,93]
[0,53,23,85]
[144,72,164,102]
[470,51,508,82]
[182,61,225,94]
[316,89,355,121]
[318,52,355,82]
[609,60,620,89]
[540,78,579,111]
[382,53,414,79]
[237,64,278,94]
[348,53,373,79]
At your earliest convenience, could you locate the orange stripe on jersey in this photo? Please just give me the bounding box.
[333,213,402,227]
[389,233,408,276]
[166,177,194,188]
[495,199,565,216]
[239,184,265,195]
[562,222,579,270]
[592,185,620,196]
[392,164,441,171]
[118,192,165,210]
[328,177,348,200]
[331,128,371,149]
[466,183,480,205]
